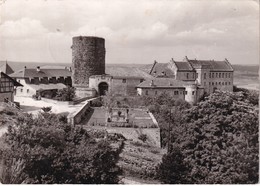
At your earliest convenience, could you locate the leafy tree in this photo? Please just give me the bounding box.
[0,112,121,184]
[157,146,191,184]
[55,86,76,101]
[158,90,259,184]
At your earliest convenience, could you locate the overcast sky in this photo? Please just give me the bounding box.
[0,0,259,65]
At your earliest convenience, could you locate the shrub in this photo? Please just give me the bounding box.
[0,114,122,184]
[41,106,52,113]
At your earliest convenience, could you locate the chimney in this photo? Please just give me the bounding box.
[161,71,165,76]
[150,80,154,86]
[69,67,72,72]
[183,56,189,62]
[24,66,27,69]
[36,66,40,72]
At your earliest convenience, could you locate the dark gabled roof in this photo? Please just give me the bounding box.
[136,78,188,88]
[174,61,194,71]
[149,63,175,77]
[106,66,152,79]
[188,60,233,71]
[0,61,14,74]
[172,57,234,72]
[1,72,23,86]
[9,68,72,78]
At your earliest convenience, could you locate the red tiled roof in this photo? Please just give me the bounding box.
[136,78,188,88]
[10,68,72,78]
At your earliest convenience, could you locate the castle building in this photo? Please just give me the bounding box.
[9,66,72,97]
[149,56,234,95]
[136,78,205,105]
[8,36,234,105]
[0,72,22,102]
[71,36,152,97]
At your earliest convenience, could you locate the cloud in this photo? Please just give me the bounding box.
[0,17,48,39]
[0,0,258,64]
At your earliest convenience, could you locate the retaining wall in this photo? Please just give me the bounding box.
[67,101,90,125]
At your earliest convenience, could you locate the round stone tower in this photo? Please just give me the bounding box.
[71,36,105,97]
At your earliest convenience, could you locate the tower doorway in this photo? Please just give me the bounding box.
[98,82,109,96]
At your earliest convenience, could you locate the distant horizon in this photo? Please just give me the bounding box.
[1,60,259,66]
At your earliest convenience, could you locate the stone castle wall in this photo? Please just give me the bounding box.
[72,36,105,88]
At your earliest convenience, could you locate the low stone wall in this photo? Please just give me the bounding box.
[67,101,90,125]
[41,96,95,106]
[41,97,72,105]
[67,97,99,125]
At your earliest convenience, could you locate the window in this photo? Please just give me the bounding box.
[212,73,214,78]
[185,91,187,95]
[219,82,221,85]
[222,73,224,78]
[155,91,157,95]
[209,82,211,85]
[229,73,231,78]
[204,73,206,79]
[192,91,195,95]
[222,82,224,85]
[209,73,211,78]
[145,90,148,95]
[122,79,126,83]
[186,73,189,79]
[196,73,198,78]
[27,89,29,93]
[225,82,227,85]
[174,91,179,95]
[212,82,214,85]
[229,82,231,85]
[225,73,227,78]
[20,88,23,92]
[140,79,144,83]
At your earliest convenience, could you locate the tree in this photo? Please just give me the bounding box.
[55,86,76,101]
[157,146,191,184]
[158,90,259,184]
[0,112,121,184]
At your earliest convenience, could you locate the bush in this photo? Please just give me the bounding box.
[41,106,52,113]
[0,113,122,184]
